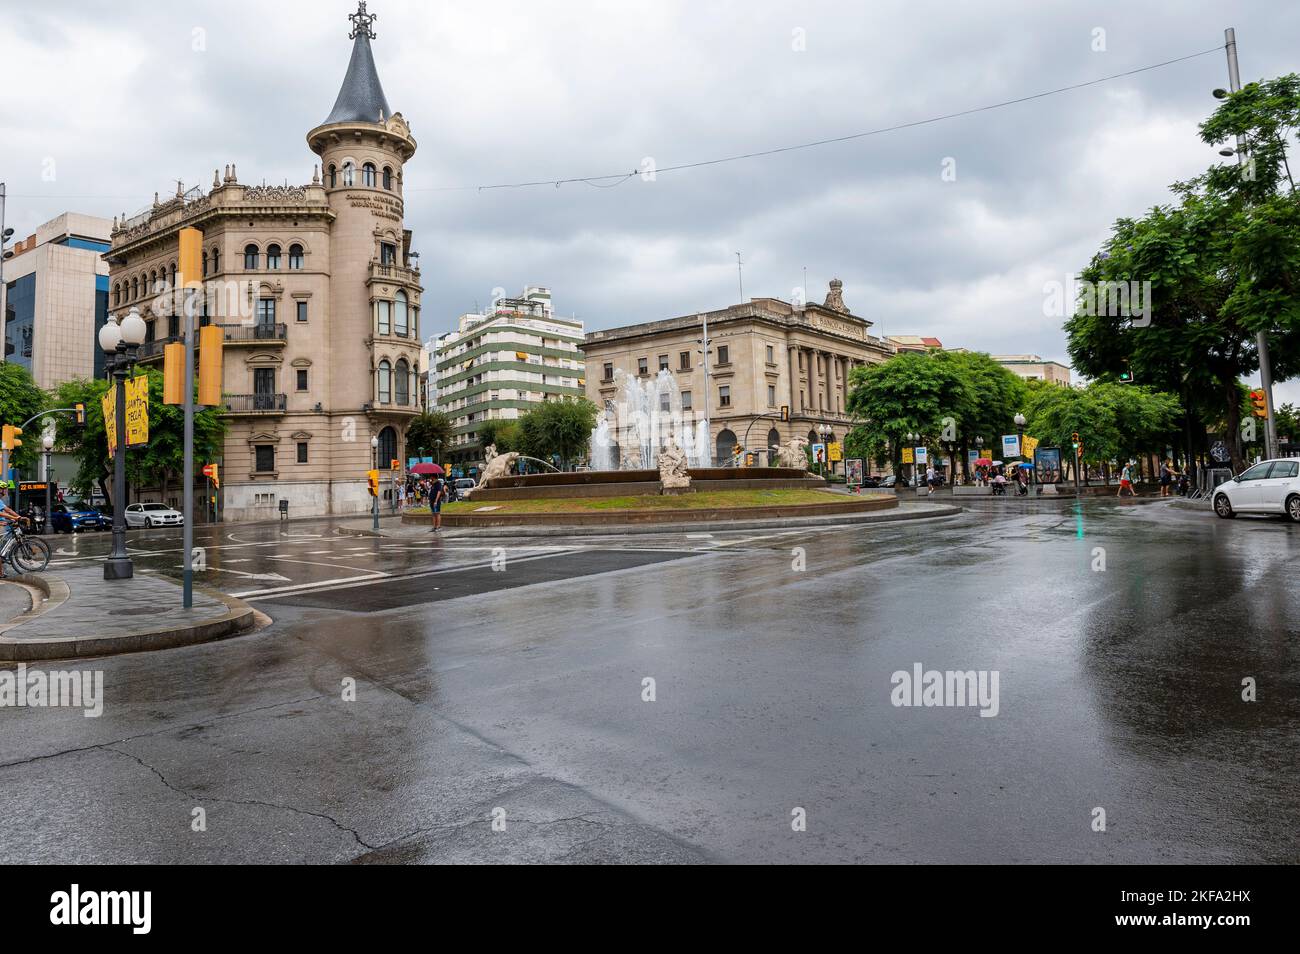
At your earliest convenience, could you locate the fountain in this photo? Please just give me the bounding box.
[588,368,713,470]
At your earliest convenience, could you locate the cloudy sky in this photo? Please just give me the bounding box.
[3,0,1297,399]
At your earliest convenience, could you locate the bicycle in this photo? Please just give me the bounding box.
[1,519,51,573]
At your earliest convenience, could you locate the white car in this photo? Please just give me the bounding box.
[125,502,184,528]
[1213,458,1300,522]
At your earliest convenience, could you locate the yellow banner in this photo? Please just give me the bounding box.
[901,447,914,464]
[126,375,149,446]
[102,390,116,458]
[828,441,843,462]
[1021,435,1039,459]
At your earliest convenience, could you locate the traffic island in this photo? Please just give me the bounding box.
[0,566,257,662]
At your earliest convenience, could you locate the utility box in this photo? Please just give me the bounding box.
[279,499,289,520]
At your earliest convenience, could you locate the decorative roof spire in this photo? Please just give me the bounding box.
[322,3,393,125]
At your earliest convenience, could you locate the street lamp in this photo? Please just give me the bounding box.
[100,308,147,580]
[41,432,54,529]
[370,434,380,530]
[905,431,919,485]
[817,422,831,476]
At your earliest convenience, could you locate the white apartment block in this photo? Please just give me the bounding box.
[435,286,584,469]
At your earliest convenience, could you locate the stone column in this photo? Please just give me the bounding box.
[822,350,833,411]
[808,347,820,411]
[788,344,799,413]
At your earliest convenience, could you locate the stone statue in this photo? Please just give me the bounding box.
[477,450,519,487]
[824,278,848,313]
[483,443,498,466]
[623,446,643,470]
[658,436,691,490]
[772,436,810,470]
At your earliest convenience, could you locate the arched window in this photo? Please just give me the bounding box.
[170,263,176,289]
[327,164,336,187]
[377,360,392,403]
[202,251,208,277]
[716,429,737,466]
[395,359,410,405]
[288,244,304,269]
[362,163,376,187]
[342,161,355,186]
[394,291,408,336]
[767,428,781,456]
[382,166,393,190]
[244,244,259,270]
[131,277,139,300]
[113,283,121,306]
[211,247,220,272]
[149,270,158,293]
[266,244,281,269]
[377,300,391,336]
[377,426,397,470]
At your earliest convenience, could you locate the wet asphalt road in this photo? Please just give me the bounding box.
[1,500,1297,863]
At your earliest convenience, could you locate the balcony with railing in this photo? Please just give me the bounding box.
[221,322,287,345]
[368,261,421,286]
[224,393,287,414]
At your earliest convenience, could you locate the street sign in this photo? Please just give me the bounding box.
[811,443,826,463]
[914,446,928,464]
[828,441,843,462]
[902,448,914,464]
[1002,434,1020,458]
[967,449,978,464]
[1021,435,1039,460]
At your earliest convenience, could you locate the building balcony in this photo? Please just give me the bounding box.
[224,393,287,414]
[221,322,287,345]
[368,261,421,286]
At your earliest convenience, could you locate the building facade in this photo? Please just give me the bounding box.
[2,212,112,389]
[991,354,1072,385]
[884,334,943,354]
[436,286,585,470]
[583,280,891,466]
[105,4,423,520]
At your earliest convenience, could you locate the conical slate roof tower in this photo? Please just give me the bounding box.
[321,2,393,125]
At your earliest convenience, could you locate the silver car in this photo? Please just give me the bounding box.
[124,502,185,528]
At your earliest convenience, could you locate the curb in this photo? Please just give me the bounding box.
[0,576,258,662]
[373,503,962,538]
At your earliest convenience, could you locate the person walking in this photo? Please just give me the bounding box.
[925,464,937,496]
[1117,461,1136,498]
[1159,460,1173,497]
[428,473,447,532]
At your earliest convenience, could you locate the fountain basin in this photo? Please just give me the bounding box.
[467,467,825,501]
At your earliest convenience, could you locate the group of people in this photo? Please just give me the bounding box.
[391,475,458,531]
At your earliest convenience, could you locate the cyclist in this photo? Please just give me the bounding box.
[0,484,30,579]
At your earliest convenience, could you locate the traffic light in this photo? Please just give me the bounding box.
[1118,362,1135,383]
[2,425,22,451]
[197,323,224,407]
[1250,389,1268,417]
[74,403,85,425]
[367,469,379,496]
[732,443,742,458]
[163,342,185,405]
[780,405,790,422]
[202,463,220,488]
[1071,431,1081,452]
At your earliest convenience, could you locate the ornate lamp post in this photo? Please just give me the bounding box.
[906,431,919,485]
[99,307,147,580]
[41,432,54,528]
[817,422,831,476]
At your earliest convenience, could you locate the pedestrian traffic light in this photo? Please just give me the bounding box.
[74,403,85,425]
[780,405,789,422]
[202,463,220,488]
[2,425,21,451]
[1250,389,1267,417]
[197,323,224,407]
[163,342,185,405]
[732,443,742,458]
[1118,367,1134,383]
[367,469,379,496]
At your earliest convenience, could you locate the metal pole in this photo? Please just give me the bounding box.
[1,182,7,363]
[181,288,195,607]
[44,449,51,526]
[735,252,744,303]
[1225,28,1279,460]
[372,443,379,530]
[105,355,133,579]
[700,312,711,464]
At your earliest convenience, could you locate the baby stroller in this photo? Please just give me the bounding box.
[991,478,1008,496]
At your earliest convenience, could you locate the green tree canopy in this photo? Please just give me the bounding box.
[405,411,453,459]
[515,398,597,468]
[475,418,521,454]
[0,362,49,474]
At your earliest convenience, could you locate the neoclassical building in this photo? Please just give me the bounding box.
[584,280,892,468]
[106,3,422,520]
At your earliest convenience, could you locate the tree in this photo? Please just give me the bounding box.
[515,398,598,468]
[475,418,521,454]
[1275,402,1299,442]
[0,363,49,474]
[52,370,225,505]
[405,410,453,460]
[1066,74,1300,471]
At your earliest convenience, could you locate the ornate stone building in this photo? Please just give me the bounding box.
[584,280,892,468]
[106,3,422,520]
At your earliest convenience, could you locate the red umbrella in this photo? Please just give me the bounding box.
[409,463,444,475]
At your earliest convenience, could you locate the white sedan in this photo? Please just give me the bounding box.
[124,502,185,528]
[1213,458,1300,522]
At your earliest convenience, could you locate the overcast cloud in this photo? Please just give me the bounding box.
[3,0,1298,400]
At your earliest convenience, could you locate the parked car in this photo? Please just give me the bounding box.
[452,478,476,500]
[860,475,882,488]
[124,502,184,528]
[1213,459,1300,522]
[49,503,109,533]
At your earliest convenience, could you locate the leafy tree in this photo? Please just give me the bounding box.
[1023,382,1121,474]
[515,398,597,468]
[52,369,224,505]
[1066,74,1300,471]
[475,418,521,454]
[405,410,453,460]
[0,362,49,474]
[1275,401,1299,442]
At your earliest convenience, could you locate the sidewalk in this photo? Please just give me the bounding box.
[0,566,255,662]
